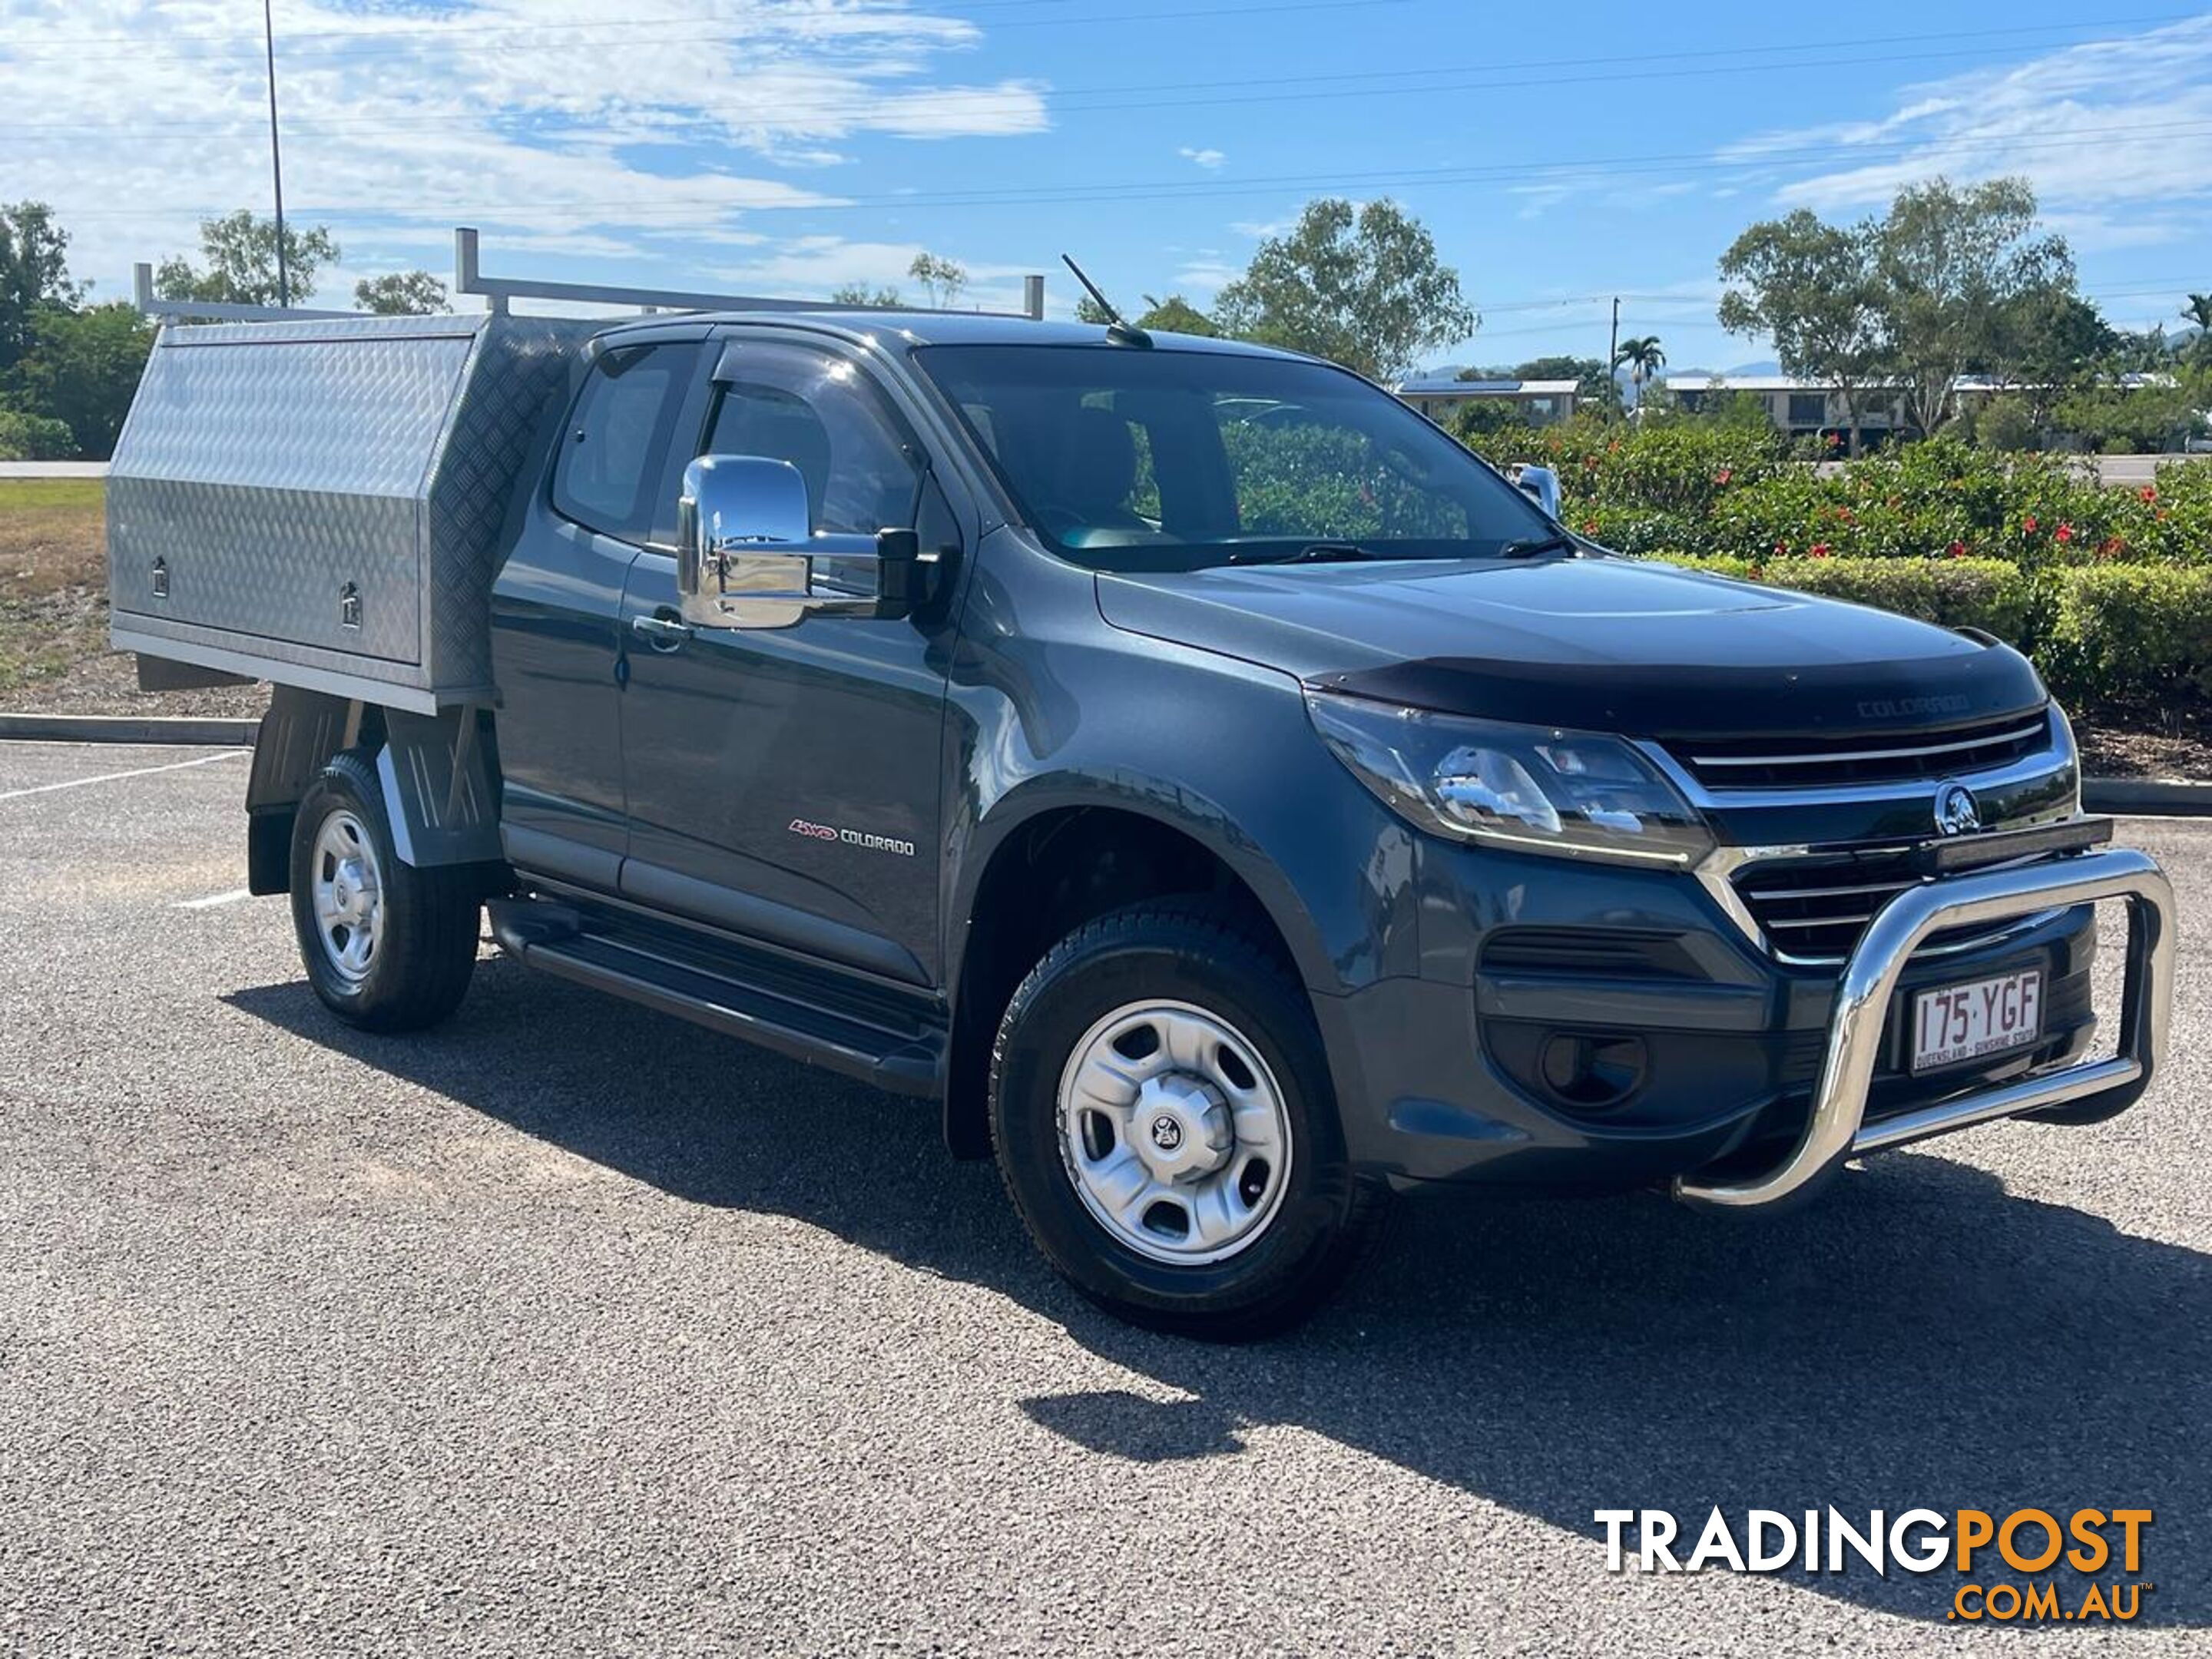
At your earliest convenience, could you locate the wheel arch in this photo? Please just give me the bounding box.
[246,687,505,892]
[940,780,1326,1159]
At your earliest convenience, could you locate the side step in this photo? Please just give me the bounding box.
[487,897,944,1097]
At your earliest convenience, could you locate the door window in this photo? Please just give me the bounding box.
[704,344,923,535]
[552,342,700,544]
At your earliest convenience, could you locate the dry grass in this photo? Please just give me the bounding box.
[0,480,108,694]
[0,478,104,595]
[0,478,264,716]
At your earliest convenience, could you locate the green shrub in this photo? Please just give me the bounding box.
[0,408,77,461]
[1467,422,2212,568]
[1760,557,2041,644]
[2043,565,2212,706]
[1634,552,1759,581]
[1634,554,2040,645]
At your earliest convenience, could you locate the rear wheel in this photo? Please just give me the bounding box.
[988,902,1387,1339]
[289,748,479,1032]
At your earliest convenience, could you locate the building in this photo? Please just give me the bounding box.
[1667,371,2190,452]
[1393,376,1581,427]
[1662,374,1910,450]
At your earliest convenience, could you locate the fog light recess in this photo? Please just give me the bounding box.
[1537,1031,1648,1113]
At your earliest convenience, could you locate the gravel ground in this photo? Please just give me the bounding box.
[2,743,2207,1655]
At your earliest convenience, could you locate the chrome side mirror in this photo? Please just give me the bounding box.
[677,454,917,630]
[1509,462,1561,520]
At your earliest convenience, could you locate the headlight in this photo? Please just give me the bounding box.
[1306,690,1714,867]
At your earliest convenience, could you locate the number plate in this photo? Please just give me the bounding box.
[1911,969,2043,1071]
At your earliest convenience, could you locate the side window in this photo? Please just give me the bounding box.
[704,344,922,535]
[552,342,698,543]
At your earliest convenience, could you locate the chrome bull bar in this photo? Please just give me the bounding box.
[1674,846,2175,1210]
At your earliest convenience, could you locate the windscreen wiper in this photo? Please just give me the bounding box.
[1227,541,1383,566]
[1497,532,1578,559]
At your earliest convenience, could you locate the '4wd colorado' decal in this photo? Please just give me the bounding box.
[789,818,916,858]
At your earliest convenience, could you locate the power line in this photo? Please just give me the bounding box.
[2,27,2190,138]
[8,5,2203,95]
[55,113,2212,221]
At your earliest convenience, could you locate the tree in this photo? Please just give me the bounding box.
[1469,354,1613,406]
[1613,334,1665,402]
[0,201,81,373]
[154,210,337,307]
[0,409,76,462]
[1076,291,1220,334]
[1449,399,1523,443]
[2184,294,2212,366]
[1874,176,2075,438]
[906,253,966,309]
[2051,369,2207,454]
[2111,323,2177,372]
[5,303,151,458]
[1213,197,1477,383]
[831,281,902,306]
[1989,289,2111,424]
[354,270,450,315]
[1718,209,1888,455]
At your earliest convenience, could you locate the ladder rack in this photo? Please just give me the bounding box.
[132,227,1048,323]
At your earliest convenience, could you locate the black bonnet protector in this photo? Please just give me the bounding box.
[1308,641,2048,741]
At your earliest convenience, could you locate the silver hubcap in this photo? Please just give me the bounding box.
[1057,999,1293,1265]
[310,809,383,985]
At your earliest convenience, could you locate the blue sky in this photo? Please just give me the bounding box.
[6,1,2211,375]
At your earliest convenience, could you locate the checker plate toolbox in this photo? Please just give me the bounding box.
[108,313,596,711]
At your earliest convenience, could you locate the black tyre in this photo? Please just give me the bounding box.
[289,748,479,1032]
[988,902,1387,1339]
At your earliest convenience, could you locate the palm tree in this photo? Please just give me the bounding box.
[1614,335,1666,406]
[2184,294,2212,364]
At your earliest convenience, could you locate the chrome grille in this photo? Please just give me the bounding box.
[1672,710,2051,792]
[1733,849,2050,965]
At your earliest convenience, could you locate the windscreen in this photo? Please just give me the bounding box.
[913,344,1555,572]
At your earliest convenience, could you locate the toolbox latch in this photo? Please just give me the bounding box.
[150,557,168,600]
[339,582,362,630]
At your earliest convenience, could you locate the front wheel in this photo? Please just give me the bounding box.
[988,902,1387,1339]
[289,748,480,1032]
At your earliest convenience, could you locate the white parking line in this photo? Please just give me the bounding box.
[0,748,247,803]
[172,888,254,910]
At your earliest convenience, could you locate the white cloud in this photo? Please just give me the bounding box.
[1507,182,1579,220]
[1721,15,2212,245]
[0,0,1051,296]
[1173,254,1242,293]
[1177,146,1226,171]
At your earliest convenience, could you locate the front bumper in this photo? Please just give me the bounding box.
[1672,843,2173,1209]
[1314,834,2174,1200]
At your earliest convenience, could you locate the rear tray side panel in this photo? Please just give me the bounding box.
[108,314,593,705]
[423,316,596,693]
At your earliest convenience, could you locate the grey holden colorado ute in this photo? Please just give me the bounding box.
[107,289,2174,1337]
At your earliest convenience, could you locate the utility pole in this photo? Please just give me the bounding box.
[263,0,290,308]
[1607,296,1621,419]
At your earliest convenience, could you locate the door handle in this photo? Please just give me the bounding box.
[631,612,692,651]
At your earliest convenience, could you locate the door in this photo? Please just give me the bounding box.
[489,333,707,889]
[616,336,962,986]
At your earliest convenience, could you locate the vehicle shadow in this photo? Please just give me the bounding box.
[227,959,2209,1626]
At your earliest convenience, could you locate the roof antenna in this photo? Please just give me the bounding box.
[1061,254,1152,347]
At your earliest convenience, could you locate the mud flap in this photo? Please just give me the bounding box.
[376,706,503,868]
